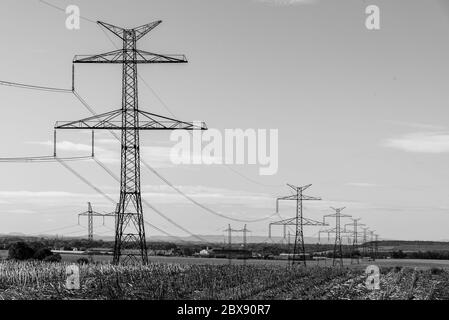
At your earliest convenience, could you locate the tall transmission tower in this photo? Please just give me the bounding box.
[77,202,115,242]
[369,230,376,259]
[361,227,370,257]
[240,224,250,248]
[374,233,379,260]
[344,218,365,264]
[269,184,326,266]
[322,207,351,267]
[224,224,250,248]
[224,224,233,248]
[55,21,207,264]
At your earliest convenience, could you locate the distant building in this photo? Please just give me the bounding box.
[209,248,252,259]
[85,248,113,255]
[279,253,312,260]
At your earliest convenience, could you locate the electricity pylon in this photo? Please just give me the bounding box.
[224,224,250,248]
[374,233,379,260]
[361,227,370,256]
[269,184,326,266]
[55,21,207,264]
[322,207,351,267]
[77,202,115,241]
[369,230,376,260]
[240,224,250,248]
[344,218,365,264]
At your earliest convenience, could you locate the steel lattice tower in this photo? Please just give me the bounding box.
[240,224,250,248]
[224,224,250,248]
[374,233,379,260]
[225,224,233,248]
[323,207,351,267]
[344,218,365,264]
[78,202,115,242]
[361,227,369,256]
[269,184,325,266]
[369,230,376,259]
[56,21,206,264]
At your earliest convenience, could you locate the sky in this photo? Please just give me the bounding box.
[0,0,449,241]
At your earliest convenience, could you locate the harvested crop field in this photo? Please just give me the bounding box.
[0,261,449,300]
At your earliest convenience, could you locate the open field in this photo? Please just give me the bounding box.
[0,260,449,300]
[3,249,449,300]
[5,249,449,269]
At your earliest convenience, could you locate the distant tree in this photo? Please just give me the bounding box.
[392,250,406,259]
[8,242,35,260]
[43,253,61,262]
[33,248,54,260]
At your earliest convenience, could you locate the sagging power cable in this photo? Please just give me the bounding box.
[0,155,91,163]
[58,158,206,243]
[0,79,71,93]
[92,157,208,242]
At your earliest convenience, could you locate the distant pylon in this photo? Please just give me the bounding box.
[241,224,250,248]
[361,227,369,256]
[374,234,379,260]
[323,207,351,267]
[344,218,365,264]
[225,224,251,248]
[369,230,376,260]
[225,224,232,248]
[78,202,115,242]
[269,184,326,266]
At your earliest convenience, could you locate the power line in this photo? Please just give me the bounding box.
[38,0,97,23]
[140,159,279,223]
[57,158,116,203]
[44,0,283,189]
[0,155,91,163]
[31,0,284,219]
[29,224,82,236]
[58,157,207,243]
[92,157,208,242]
[0,79,71,93]
[0,79,205,244]
[74,91,277,223]
[0,78,275,241]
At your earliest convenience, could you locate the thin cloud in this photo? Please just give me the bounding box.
[0,209,37,215]
[345,182,379,188]
[255,0,318,5]
[0,190,115,206]
[140,184,273,207]
[383,120,445,131]
[383,132,449,153]
[28,140,104,153]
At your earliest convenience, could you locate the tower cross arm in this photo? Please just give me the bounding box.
[97,20,162,41]
[303,217,328,226]
[322,212,352,224]
[55,109,207,131]
[300,195,322,201]
[287,183,311,192]
[74,49,187,64]
[276,195,298,201]
[270,216,327,226]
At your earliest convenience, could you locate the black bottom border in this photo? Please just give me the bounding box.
[0,300,439,319]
